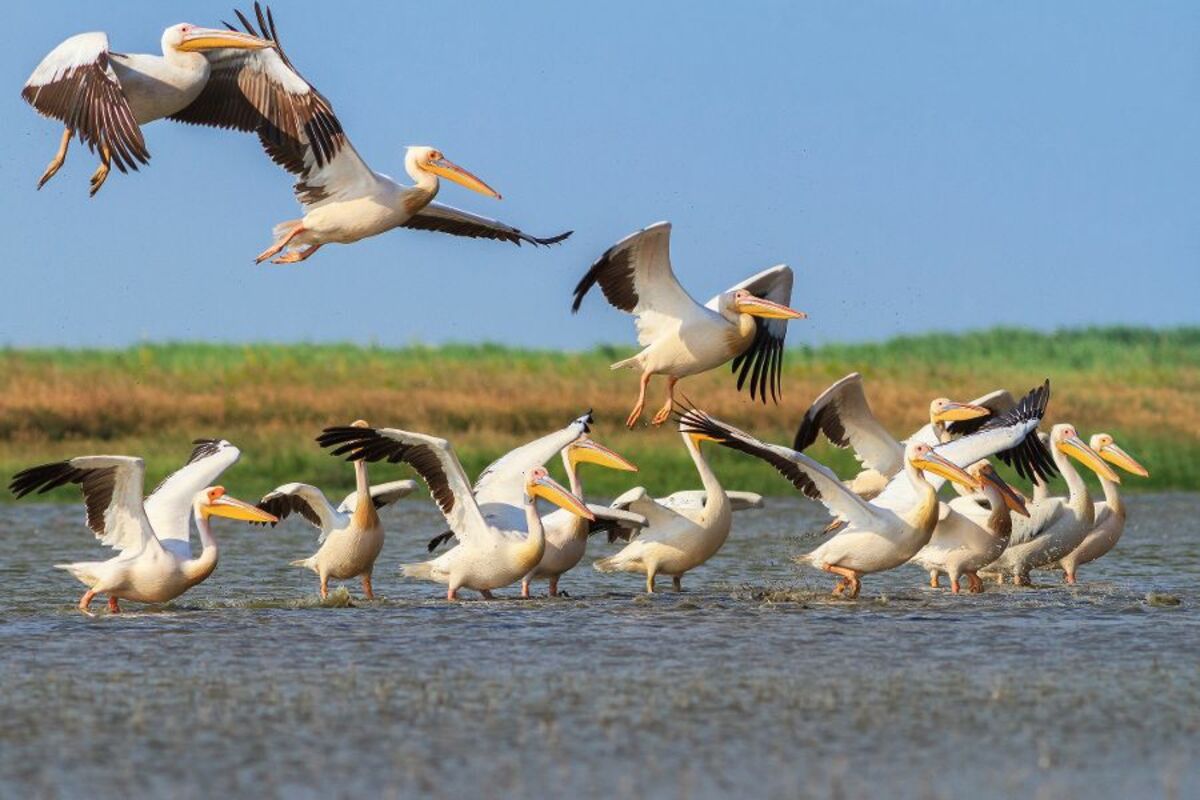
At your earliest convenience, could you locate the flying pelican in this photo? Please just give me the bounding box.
[317,425,594,600]
[21,18,274,194]
[793,372,1007,499]
[980,424,1119,586]
[1051,433,1148,584]
[424,415,645,597]
[681,382,1052,597]
[197,7,572,264]
[571,222,806,427]
[910,461,1029,593]
[9,455,276,614]
[255,420,418,600]
[593,418,765,593]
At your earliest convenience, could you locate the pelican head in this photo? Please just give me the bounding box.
[728,289,807,321]
[195,486,279,523]
[167,24,273,53]
[1089,433,1149,478]
[1051,424,1120,482]
[929,397,990,424]
[524,467,595,520]
[969,462,1030,517]
[405,146,501,198]
[906,442,980,491]
[567,436,638,472]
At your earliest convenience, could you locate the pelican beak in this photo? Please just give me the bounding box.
[932,402,991,423]
[732,294,807,320]
[177,28,273,52]
[1100,442,1149,478]
[206,494,279,524]
[529,474,595,521]
[569,437,638,472]
[912,450,980,492]
[425,157,501,199]
[1059,436,1120,483]
[977,464,1029,517]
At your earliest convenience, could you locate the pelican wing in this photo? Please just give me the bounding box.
[583,505,648,541]
[472,411,592,513]
[655,490,765,512]
[317,426,487,543]
[402,202,573,247]
[571,222,706,347]
[255,483,331,529]
[10,456,158,553]
[144,439,241,557]
[792,372,904,476]
[337,479,419,514]
[709,264,795,402]
[21,32,149,173]
[678,409,878,530]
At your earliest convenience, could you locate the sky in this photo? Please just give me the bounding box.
[1,1,1196,349]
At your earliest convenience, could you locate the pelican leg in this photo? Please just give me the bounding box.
[271,244,323,265]
[950,576,961,594]
[255,223,306,264]
[446,587,459,601]
[479,589,495,600]
[645,570,657,594]
[319,576,329,600]
[996,573,1005,586]
[672,575,683,592]
[548,576,559,597]
[650,376,679,426]
[78,590,97,617]
[929,570,940,589]
[966,572,983,593]
[824,564,861,599]
[88,141,111,197]
[1013,573,1031,587]
[626,372,652,428]
[361,573,375,600]
[107,596,121,614]
[37,127,72,190]
[1063,568,1077,585]
[521,579,531,599]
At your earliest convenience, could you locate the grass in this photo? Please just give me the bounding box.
[1,326,1196,504]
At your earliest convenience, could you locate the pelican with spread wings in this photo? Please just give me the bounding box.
[572,222,806,427]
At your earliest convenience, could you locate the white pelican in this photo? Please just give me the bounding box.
[910,462,1029,593]
[202,10,572,264]
[571,222,806,427]
[593,419,765,593]
[680,382,1052,597]
[21,17,274,194]
[9,455,276,614]
[317,425,594,600]
[792,372,1007,499]
[980,424,1119,586]
[1052,433,1148,584]
[256,420,418,599]
[424,417,645,597]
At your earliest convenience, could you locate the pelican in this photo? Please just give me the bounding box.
[1052,433,1148,584]
[680,382,1052,597]
[255,420,417,600]
[571,222,806,428]
[793,372,1007,499]
[9,455,276,614]
[593,418,765,593]
[192,9,573,264]
[317,425,594,600]
[910,462,1029,593]
[980,424,1119,586]
[21,18,274,194]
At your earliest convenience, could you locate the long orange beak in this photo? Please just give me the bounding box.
[933,402,991,423]
[425,157,501,199]
[977,464,1030,517]
[568,437,638,472]
[733,294,807,320]
[177,28,273,52]
[1099,442,1149,478]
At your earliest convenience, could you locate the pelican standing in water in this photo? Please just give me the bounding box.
[1051,433,1148,584]
[317,425,594,600]
[21,18,274,194]
[593,417,765,593]
[9,455,275,614]
[572,222,806,427]
[910,462,1029,593]
[256,420,418,600]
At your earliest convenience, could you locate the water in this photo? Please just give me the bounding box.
[0,494,1197,799]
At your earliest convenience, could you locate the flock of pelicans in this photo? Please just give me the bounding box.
[13,7,1149,614]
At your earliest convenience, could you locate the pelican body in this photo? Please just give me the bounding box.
[572,222,806,428]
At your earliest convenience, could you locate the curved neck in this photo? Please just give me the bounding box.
[183,506,220,586]
[684,435,722,501]
[351,459,379,528]
[1099,475,1124,518]
[1052,444,1093,521]
[902,462,939,532]
[405,158,440,195]
[930,416,947,443]
[982,485,1012,539]
[561,450,582,496]
[523,496,545,547]
[162,45,208,71]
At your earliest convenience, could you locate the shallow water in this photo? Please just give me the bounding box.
[0,493,1197,799]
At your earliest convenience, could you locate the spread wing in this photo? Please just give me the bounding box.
[10,456,159,554]
[792,372,904,477]
[317,426,487,543]
[571,222,706,347]
[337,480,419,514]
[21,32,149,173]
[144,439,241,557]
[402,202,572,247]
[471,411,592,520]
[710,264,795,403]
[655,490,765,512]
[944,389,1017,438]
[255,483,337,534]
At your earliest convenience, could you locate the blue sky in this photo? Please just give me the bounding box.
[2,1,1196,348]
